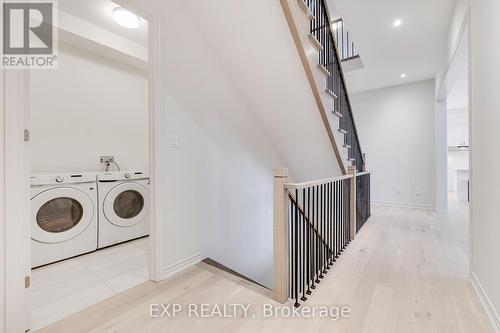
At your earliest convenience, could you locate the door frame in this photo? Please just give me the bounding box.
[436,7,472,271]
[0,7,166,333]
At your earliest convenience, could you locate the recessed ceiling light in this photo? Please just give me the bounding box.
[393,19,403,28]
[113,7,140,29]
[400,73,407,78]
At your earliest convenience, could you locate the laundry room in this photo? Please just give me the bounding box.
[28,0,150,330]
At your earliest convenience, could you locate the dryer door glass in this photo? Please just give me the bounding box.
[36,197,84,233]
[113,190,144,219]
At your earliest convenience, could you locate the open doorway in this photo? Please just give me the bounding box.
[28,1,151,330]
[446,64,469,206]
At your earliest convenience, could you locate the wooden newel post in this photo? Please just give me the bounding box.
[349,166,357,241]
[273,167,289,303]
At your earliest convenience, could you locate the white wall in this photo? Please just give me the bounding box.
[447,107,469,146]
[351,80,436,209]
[30,43,149,173]
[435,0,470,93]
[130,0,345,288]
[469,0,500,327]
[156,1,287,287]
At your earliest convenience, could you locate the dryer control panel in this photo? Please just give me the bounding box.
[97,171,149,182]
[31,173,97,186]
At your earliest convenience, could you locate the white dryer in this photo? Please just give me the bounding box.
[31,173,98,268]
[97,171,150,248]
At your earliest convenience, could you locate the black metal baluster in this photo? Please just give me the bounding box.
[311,186,317,288]
[342,179,346,250]
[335,181,338,257]
[319,184,324,279]
[298,195,302,298]
[322,183,327,275]
[325,181,328,270]
[337,181,341,259]
[315,185,320,284]
[301,189,307,302]
[294,190,299,308]
[328,182,333,267]
[306,187,311,295]
[349,178,352,242]
[347,179,350,244]
[331,181,335,265]
[343,179,347,250]
[290,199,295,301]
[340,179,346,249]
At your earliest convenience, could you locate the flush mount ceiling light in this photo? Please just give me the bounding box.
[400,73,407,78]
[113,7,140,29]
[393,19,403,28]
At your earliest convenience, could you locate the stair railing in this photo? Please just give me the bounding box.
[307,0,365,172]
[273,167,371,307]
[331,18,359,60]
[356,171,371,232]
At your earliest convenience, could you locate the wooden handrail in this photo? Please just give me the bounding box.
[284,174,353,190]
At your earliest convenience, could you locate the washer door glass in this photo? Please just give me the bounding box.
[103,182,149,227]
[37,197,84,233]
[113,190,144,219]
[31,187,95,244]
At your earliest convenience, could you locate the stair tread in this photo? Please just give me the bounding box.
[317,64,331,76]
[308,34,324,51]
[326,89,338,98]
[297,0,315,20]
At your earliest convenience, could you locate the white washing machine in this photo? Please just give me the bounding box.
[31,173,98,268]
[97,171,150,248]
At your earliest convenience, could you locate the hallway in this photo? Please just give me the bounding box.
[37,205,493,332]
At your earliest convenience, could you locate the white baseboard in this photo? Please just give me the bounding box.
[162,253,201,280]
[471,272,500,332]
[371,200,435,211]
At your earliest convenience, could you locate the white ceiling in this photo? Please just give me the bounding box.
[330,0,455,93]
[58,0,148,46]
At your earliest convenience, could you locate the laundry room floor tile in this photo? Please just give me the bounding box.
[31,237,149,332]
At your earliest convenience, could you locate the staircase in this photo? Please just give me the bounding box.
[281,0,365,173]
[272,0,371,308]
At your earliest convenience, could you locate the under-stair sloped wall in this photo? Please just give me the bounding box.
[123,0,344,288]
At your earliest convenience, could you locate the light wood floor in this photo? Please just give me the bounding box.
[36,202,494,333]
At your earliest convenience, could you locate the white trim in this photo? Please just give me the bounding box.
[162,253,201,280]
[147,15,165,283]
[471,272,500,332]
[3,70,31,332]
[371,200,435,211]
[0,68,5,333]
